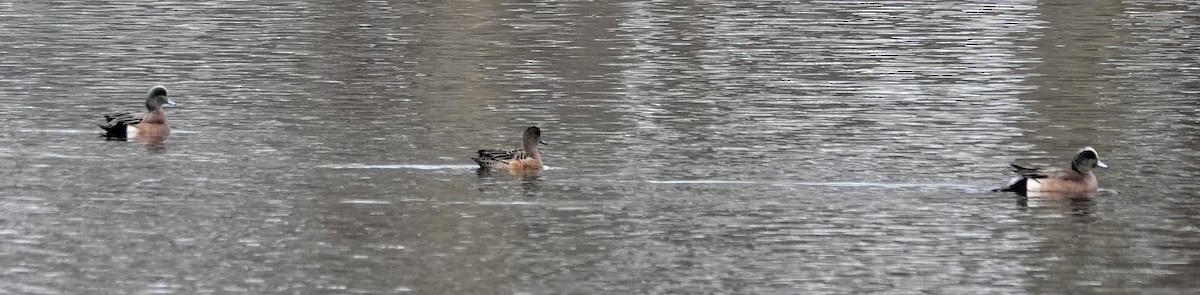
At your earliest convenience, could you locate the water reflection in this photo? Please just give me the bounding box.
[1015,192,1098,215]
[117,136,169,152]
[1,0,1199,293]
[476,168,543,180]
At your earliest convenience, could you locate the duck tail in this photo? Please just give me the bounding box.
[472,151,490,168]
[995,177,1027,192]
[98,122,127,139]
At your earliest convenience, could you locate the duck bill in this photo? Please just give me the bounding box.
[539,140,548,145]
[1096,160,1108,169]
[165,99,179,107]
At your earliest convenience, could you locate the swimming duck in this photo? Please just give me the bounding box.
[99,85,176,139]
[473,126,547,172]
[998,147,1108,193]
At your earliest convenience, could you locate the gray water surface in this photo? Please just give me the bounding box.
[2,0,1199,294]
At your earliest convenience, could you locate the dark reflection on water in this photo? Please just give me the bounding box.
[2,0,1200,293]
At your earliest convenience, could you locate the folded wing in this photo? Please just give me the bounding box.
[98,112,144,138]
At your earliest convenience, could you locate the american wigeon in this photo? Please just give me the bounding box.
[998,147,1108,193]
[99,86,177,139]
[473,126,547,172]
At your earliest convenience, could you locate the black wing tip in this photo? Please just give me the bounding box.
[1010,163,1034,171]
[103,112,131,121]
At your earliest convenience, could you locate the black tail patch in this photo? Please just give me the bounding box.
[99,123,127,139]
[99,112,140,139]
[995,177,1027,192]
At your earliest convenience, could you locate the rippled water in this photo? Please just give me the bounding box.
[2,0,1199,293]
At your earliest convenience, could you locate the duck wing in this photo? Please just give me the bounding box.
[102,112,144,126]
[473,148,535,166]
[475,149,533,162]
[1008,161,1056,178]
[98,112,144,137]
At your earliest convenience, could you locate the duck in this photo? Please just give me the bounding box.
[998,146,1108,193]
[473,126,547,172]
[99,86,176,139]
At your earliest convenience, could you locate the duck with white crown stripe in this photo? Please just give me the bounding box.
[997,147,1108,194]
